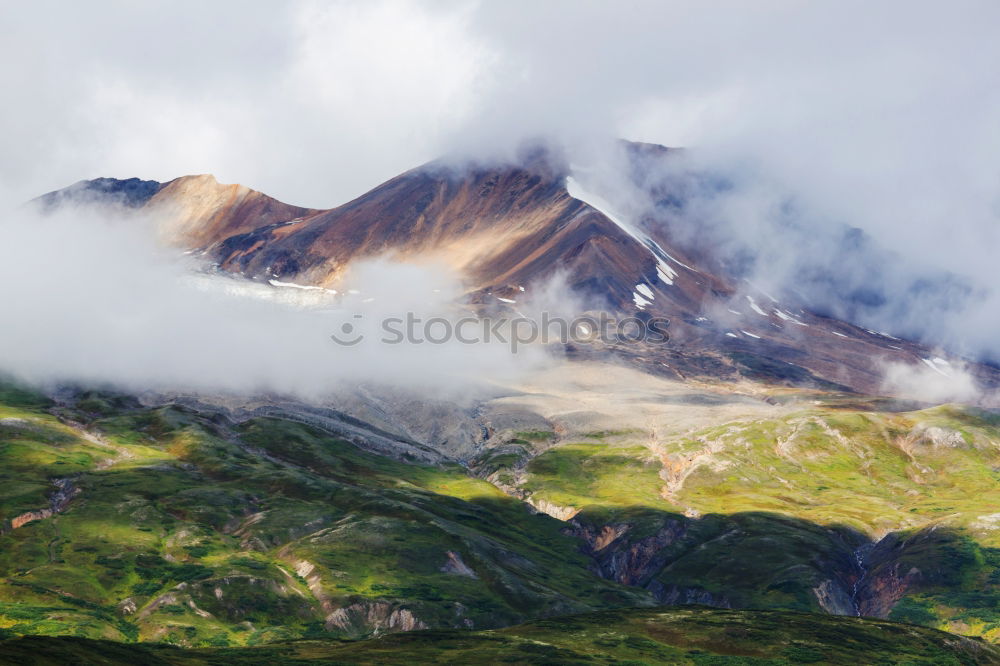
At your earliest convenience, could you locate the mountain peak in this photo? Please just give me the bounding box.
[35,176,163,210]
[34,152,1000,397]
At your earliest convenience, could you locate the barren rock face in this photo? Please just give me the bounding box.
[913,425,969,449]
[325,601,427,637]
[147,174,320,251]
[39,142,1000,397]
[440,551,478,578]
[568,518,686,587]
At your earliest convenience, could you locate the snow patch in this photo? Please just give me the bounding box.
[635,283,655,300]
[745,280,779,303]
[566,175,683,287]
[656,263,677,286]
[740,330,762,339]
[831,331,848,338]
[745,295,768,316]
[921,358,952,376]
[497,297,516,304]
[268,279,334,294]
[773,309,808,326]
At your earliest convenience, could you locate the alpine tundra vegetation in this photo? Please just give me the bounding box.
[4,1,1000,663]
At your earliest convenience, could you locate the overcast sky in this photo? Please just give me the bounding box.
[3,0,1000,361]
[3,1,996,205]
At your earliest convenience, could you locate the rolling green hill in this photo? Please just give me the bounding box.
[0,383,652,646]
[1,379,998,658]
[1,606,997,665]
[499,391,1000,641]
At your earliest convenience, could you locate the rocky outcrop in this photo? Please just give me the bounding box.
[9,508,54,530]
[850,528,969,619]
[283,557,332,614]
[440,551,478,578]
[813,578,857,616]
[857,561,922,618]
[528,498,578,521]
[2,477,79,533]
[854,532,925,618]
[647,581,731,608]
[138,588,185,620]
[325,601,427,638]
[911,425,970,450]
[567,517,686,587]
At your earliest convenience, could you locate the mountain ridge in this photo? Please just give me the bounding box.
[35,143,1000,398]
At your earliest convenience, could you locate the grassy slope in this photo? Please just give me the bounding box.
[510,394,1000,639]
[513,401,1000,535]
[0,606,997,665]
[0,387,648,647]
[2,380,999,654]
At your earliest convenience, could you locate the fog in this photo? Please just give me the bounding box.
[564,140,1000,361]
[881,359,983,405]
[0,203,549,398]
[2,0,1000,387]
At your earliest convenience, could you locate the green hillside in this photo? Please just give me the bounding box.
[1,606,997,665]
[0,385,649,647]
[492,391,1000,640]
[1,380,998,656]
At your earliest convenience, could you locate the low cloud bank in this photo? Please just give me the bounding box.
[0,203,548,399]
[880,358,984,405]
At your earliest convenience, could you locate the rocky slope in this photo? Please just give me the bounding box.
[36,174,319,251]
[36,145,1000,396]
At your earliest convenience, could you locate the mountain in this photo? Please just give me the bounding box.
[15,144,1000,656]
[36,143,1000,397]
[37,174,319,250]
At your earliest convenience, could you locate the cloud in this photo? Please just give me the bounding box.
[0,0,495,208]
[2,0,1000,364]
[0,202,545,398]
[881,358,982,405]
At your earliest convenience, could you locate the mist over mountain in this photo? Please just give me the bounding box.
[3,1,1000,660]
[4,1,999,367]
[564,141,996,363]
[25,139,1000,404]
